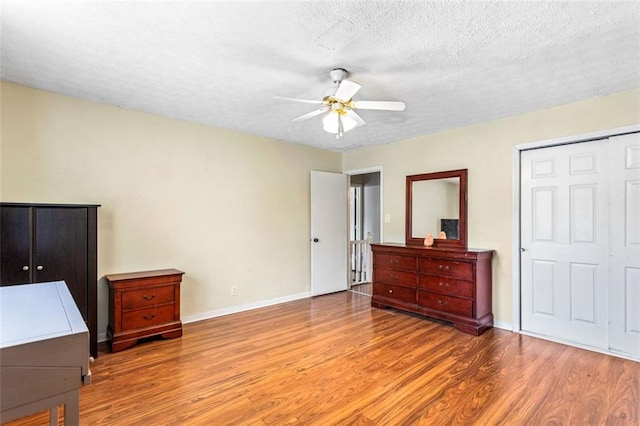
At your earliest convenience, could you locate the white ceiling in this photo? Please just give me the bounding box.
[2,1,639,151]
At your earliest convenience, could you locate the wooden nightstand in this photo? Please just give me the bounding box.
[106,269,184,352]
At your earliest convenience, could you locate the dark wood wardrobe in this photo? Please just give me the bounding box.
[0,203,100,357]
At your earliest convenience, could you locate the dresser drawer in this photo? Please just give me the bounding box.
[417,291,472,317]
[418,275,473,298]
[374,253,416,271]
[374,283,416,304]
[375,268,417,288]
[122,304,175,330]
[418,258,473,280]
[122,286,175,310]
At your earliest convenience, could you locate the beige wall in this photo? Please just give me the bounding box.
[0,82,341,337]
[3,82,639,335]
[343,87,640,326]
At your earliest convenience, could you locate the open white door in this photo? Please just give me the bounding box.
[311,171,348,296]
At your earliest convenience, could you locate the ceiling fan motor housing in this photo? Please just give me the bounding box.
[329,68,348,84]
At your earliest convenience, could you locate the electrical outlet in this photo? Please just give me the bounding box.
[231,285,238,296]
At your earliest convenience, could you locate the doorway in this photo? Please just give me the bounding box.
[346,168,383,296]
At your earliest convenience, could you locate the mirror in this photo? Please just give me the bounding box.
[405,169,467,248]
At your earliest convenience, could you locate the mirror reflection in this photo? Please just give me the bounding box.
[411,178,460,239]
[406,169,467,248]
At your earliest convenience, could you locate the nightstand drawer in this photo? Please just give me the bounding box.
[417,291,472,317]
[418,275,473,298]
[418,258,473,280]
[122,304,175,330]
[122,286,175,310]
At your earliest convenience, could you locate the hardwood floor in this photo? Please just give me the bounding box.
[5,291,638,425]
[349,282,372,296]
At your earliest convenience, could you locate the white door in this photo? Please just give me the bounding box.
[521,139,610,349]
[310,171,348,296]
[609,133,640,357]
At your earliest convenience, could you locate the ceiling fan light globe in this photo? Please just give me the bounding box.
[322,112,339,134]
[322,110,357,134]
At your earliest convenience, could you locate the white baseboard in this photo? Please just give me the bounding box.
[181,291,311,324]
[493,320,512,331]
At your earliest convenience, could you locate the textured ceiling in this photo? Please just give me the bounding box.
[2,1,639,151]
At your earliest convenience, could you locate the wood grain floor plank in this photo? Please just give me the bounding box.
[3,291,638,425]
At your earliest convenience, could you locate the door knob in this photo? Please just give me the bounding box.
[22,265,29,271]
[36,265,44,271]
[313,238,319,243]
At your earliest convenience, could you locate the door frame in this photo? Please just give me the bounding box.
[512,124,640,333]
[343,166,384,244]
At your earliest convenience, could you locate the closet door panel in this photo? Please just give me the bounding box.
[34,208,88,318]
[609,133,640,358]
[0,206,32,286]
[521,139,609,349]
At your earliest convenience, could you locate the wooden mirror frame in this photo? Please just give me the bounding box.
[405,169,468,248]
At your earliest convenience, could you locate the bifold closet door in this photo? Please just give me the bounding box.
[522,132,640,359]
[521,139,610,350]
[608,133,640,358]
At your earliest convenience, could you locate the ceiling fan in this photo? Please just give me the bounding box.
[274,68,406,139]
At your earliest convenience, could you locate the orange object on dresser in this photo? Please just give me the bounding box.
[107,269,184,352]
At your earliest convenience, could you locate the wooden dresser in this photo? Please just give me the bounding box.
[371,243,494,335]
[107,269,184,352]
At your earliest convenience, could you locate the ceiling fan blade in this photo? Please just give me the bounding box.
[353,100,406,111]
[273,96,323,104]
[345,109,366,127]
[292,106,329,122]
[334,80,361,101]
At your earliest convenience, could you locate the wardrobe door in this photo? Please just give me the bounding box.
[0,206,32,286]
[33,207,88,318]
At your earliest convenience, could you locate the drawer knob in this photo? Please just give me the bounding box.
[22,265,29,271]
[439,265,450,271]
[143,313,156,321]
[36,265,44,271]
[143,293,157,301]
[389,289,393,293]
[438,299,448,306]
